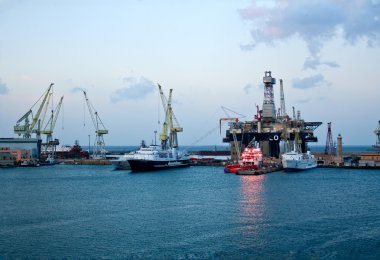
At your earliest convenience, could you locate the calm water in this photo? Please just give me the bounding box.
[1,165,380,259]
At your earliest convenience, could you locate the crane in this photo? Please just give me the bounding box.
[41,95,64,145]
[14,83,54,138]
[83,90,108,159]
[158,85,182,150]
[158,84,183,133]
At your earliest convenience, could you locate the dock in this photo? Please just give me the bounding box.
[60,159,112,165]
[236,165,283,175]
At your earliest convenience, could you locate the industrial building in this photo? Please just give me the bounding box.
[0,138,40,165]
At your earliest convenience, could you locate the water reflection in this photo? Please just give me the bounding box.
[238,175,265,244]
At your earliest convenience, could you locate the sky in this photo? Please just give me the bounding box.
[0,0,379,147]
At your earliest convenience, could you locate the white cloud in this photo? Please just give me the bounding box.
[239,0,380,69]
[292,74,327,89]
[111,77,155,103]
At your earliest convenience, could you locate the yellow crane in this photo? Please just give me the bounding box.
[158,84,182,150]
[41,95,64,145]
[14,83,54,138]
[83,90,108,159]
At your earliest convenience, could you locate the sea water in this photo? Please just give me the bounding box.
[1,165,380,258]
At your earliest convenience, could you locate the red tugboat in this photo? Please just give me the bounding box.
[224,146,263,173]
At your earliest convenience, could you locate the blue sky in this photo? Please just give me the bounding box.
[0,0,379,146]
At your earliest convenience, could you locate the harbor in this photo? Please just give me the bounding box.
[1,1,380,259]
[1,72,379,171]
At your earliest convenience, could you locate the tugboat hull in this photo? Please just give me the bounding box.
[128,159,190,172]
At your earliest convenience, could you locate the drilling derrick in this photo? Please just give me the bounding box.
[262,71,276,120]
[325,122,335,155]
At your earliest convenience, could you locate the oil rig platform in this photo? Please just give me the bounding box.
[223,71,322,160]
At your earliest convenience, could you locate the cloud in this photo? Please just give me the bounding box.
[0,79,9,95]
[303,57,340,70]
[292,74,327,89]
[239,0,380,69]
[243,83,254,94]
[111,76,155,102]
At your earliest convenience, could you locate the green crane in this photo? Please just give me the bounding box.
[83,90,108,159]
[14,83,54,138]
[41,95,64,144]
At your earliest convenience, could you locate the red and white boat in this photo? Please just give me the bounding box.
[224,146,263,173]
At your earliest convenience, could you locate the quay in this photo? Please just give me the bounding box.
[236,165,283,175]
[60,159,111,165]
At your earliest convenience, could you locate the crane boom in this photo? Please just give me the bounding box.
[51,96,63,132]
[158,84,182,132]
[30,83,54,132]
[16,110,32,124]
[158,85,183,149]
[83,91,97,130]
[14,83,54,138]
[41,96,64,135]
[39,93,53,129]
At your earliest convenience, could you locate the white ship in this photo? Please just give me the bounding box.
[282,150,317,171]
[125,141,190,172]
[282,134,317,171]
[121,84,190,172]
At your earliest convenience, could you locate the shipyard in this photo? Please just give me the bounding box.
[1,72,379,172]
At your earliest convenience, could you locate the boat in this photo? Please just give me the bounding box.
[224,146,263,173]
[126,85,190,172]
[126,141,190,172]
[282,150,317,171]
[111,154,132,170]
[39,155,60,166]
[281,136,317,171]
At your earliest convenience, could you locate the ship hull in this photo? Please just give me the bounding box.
[112,160,131,170]
[282,159,317,172]
[127,159,190,172]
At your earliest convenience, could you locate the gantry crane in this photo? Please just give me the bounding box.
[158,84,182,150]
[41,95,64,154]
[83,90,108,159]
[14,83,54,138]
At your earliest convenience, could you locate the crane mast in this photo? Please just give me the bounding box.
[83,90,108,159]
[14,83,54,138]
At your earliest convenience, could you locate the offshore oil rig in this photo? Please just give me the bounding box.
[223,71,322,161]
